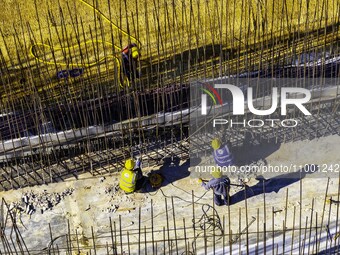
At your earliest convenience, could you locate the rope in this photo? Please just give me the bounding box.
[76,0,142,49]
[146,180,224,255]
[30,41,120,66]
[30,0,142,87]
[185,204,223,255]
[192,204,223,235]
[146,185,209,206]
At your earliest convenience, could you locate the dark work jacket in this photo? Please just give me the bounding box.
[202,177,230,196]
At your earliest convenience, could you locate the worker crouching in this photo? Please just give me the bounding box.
[119,159,145,194]
[199,170,231,206]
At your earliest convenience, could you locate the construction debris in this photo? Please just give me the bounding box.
[104,184,120,196]
[9,188,74,216]
[102,204,119,213]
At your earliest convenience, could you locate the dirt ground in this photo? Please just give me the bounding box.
[1,134,339,254]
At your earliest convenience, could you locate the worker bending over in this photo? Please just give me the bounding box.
[211,138,234,167]
[199,170,231,206]
[119,158,145,193]
[121,43,140,81]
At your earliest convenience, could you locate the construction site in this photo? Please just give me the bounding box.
[0,0,339,254]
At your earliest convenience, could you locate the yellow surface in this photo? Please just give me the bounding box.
[0,0,339,103]
[29,0,142,87]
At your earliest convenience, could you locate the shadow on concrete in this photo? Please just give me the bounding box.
[140,44,229,83]
[159,157,190,186]
[142,156,190,192]
[317,244,340,254]
[232,132,281,166]
[230,165,318,205]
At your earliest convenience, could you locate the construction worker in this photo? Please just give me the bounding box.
[211,138,234,167]
[119,158,144,193]
[121,43,140,81]
[198,169,231,206]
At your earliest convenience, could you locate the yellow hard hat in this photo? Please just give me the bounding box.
[125,159,135,170]
[131,46,139,59]
[211,169,222,178]
[211,138,221,150]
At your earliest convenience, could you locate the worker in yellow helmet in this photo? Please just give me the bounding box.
[198,168,231,206]
[121,43,140,81]
[119,158,145,193]
[211,138,234,167]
